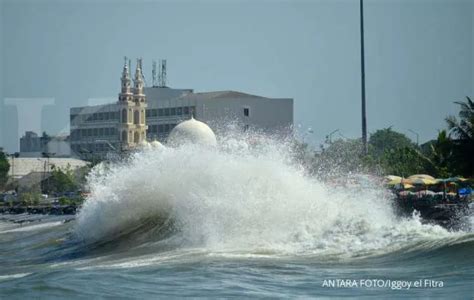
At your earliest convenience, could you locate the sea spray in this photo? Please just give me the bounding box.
[75,132,454,258]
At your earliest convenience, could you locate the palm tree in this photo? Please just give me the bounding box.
[445,96,474,176]
[427,130,454,178]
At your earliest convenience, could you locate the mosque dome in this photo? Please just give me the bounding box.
[167,116,217,147]
[138,140,152,150]
[150,140,164,149]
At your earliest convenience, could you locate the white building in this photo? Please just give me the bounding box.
[70,58,293,159]
[7,157,88,179]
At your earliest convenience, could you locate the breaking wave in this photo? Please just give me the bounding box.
[74,132,470,260]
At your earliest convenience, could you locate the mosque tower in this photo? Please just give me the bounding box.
[117,57,148,149]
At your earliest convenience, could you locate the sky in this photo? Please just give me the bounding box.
[0,0,473,152]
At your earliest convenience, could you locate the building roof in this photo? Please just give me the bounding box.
[16,172,52,189]
[175,90,275,102]
[194,90,267,99]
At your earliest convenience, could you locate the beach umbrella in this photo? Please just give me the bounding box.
[387,177,411,186]
[406,178,438,185]
[438,177,468,183]
[385,175,402,181]
[407,174,436,181]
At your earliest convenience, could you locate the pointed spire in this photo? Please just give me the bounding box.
[134,58,144,96]
[135,58,143,82]
[122,56,130,80]
[120,56,132,98]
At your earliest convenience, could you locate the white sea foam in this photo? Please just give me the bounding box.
[0,273,31,281]
[0,221,63,234]
[75,132,457,258]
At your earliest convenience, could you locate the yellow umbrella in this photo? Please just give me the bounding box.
[407,174,436,181]
[406,178,438,185]
[386,175,402,181]
[387,177,411,186]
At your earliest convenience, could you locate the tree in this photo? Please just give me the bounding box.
[0,150,10,190]
[313,138,374,176]
[445,96,474,176]
[369,127,415,158]
[424,130,455,178]
[378,147,430,177]
[47,165,78,193]
[19,192,40,206]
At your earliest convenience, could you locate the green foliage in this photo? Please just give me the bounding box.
[377,147,430,177]
[445,96,474,177]
[19,192,40,206]
[58,196,71,205]
[369,127,415,158]
[0,151,10,190]
[313,138,375,176]
[47,165,78,193]
[425,130,455,178]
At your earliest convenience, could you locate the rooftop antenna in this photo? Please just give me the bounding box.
[152,60,158,87]
[158,59,167,87]
[139,58,148,86]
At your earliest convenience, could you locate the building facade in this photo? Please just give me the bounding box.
[19,131,71,157]
[70,59,293,159]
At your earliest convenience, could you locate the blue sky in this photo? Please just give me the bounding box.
[1,0,472,152]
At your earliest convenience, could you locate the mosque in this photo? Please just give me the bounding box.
[69,57,293,158]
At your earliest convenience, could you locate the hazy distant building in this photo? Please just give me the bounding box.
[70,58,293,159]
[19,131,42,153]
[19,131,71,157]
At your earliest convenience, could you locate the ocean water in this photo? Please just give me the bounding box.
[1,133,473,298]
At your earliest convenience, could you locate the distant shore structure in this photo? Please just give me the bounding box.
[70,57,293,159]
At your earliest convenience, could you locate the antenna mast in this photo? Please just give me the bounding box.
[152,60,157,87]
[158,59,167,87]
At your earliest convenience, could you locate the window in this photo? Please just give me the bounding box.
[177,107,182,115]
[170,108,176,116]
[244,107,250,117]
[164,108,170,116]
[158,109,164,116]
[183,107,189,115]
[122,109,127,123]
[158,124,164,133]
[134,110,140,125]
[152,109,158,117]
[146,110,150,118]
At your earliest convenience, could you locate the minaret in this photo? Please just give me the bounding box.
[119,57,132,102]
[132,58,148,145]
[134,58,145,100]
[117,57,148,149]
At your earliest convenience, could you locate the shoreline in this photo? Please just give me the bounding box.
[0,205,78,215]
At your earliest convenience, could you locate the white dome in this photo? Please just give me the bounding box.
[167,116,217,147]
[138,140,152,150]
[150,140,164,149]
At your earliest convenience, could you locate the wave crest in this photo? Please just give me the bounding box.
[75,133,462,258]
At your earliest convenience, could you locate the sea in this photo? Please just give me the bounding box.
[1,133,473,298]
